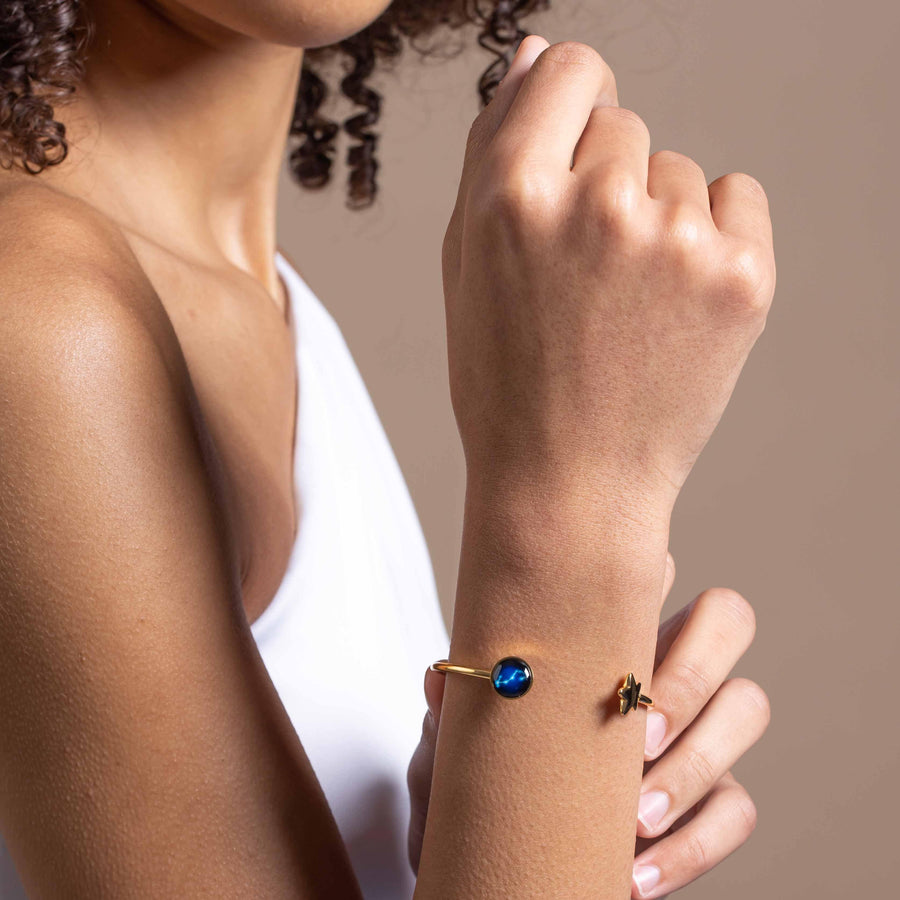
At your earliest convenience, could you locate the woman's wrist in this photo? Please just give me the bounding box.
[449,466,672,660]
[419,464,670,900]
[461,462,674,582]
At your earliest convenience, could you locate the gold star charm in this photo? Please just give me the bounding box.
[618,672,653,715]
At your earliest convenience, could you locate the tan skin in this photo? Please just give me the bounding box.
[0,3,774,898]
[416,35,773,898]
[409,557,768,899]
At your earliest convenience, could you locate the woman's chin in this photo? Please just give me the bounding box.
[181,0,396,49]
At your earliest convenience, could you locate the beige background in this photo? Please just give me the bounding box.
[277,1,899,896]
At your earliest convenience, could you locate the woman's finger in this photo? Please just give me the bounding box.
[636,677,770,839]
[491,41,620,176]
[443,34,551,294]
[457,34,551,190]
[569,104,651,197]
[486,35,555,128]
[631,773,758,899]
[647,149,716,217]
[644,588,757,760]
[708,171,774,251]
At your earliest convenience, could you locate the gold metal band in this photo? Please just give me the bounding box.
[430,660,492,679]
[431,656,535,699]
[431,660,651,712]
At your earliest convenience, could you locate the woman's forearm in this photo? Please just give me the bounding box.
[414,479,671,897]
[418,25,775,896]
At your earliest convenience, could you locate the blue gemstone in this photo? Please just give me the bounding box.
[490,657,533,699]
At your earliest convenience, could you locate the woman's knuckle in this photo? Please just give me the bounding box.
[478,161,558,227]
[721,244,773,312]
[651,205,713,282]
[746,680,772,725]
[683,829,712,871]
[731,244,766,289]
[586,170,645,228]
[731,784,759,835]
[606,106,651,143]
[669,658,712,705]
[725,171,769,206]
[661,201,708,252]
[685,747,717,785]
[585,105,650,147]
[651,149,706,180]
[539,40,606,74]
[727,677,772,725]
[650,148,683,166]
[704,587,757,639]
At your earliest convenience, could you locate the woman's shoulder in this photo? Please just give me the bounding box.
[0,188,357,900]
[0,176,188,397]
[0,177,210,517]
[1,176,159,310]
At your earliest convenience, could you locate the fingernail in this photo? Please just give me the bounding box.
[632,863,661,897]
[637,790,669,832]
[644,711,667,757]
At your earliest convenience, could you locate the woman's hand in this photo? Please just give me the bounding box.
[630,555,770,898]
[442,35,776,537]
[407,554,771,898]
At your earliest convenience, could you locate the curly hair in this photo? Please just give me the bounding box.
[0,0,550,208]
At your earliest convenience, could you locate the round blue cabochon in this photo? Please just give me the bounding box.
[490,657,533,699]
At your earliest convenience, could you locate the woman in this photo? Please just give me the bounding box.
[0,1,775,898]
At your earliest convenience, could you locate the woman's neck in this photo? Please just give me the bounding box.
[49,0,304,299]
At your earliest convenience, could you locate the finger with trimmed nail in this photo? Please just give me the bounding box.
[637,676,770,839]
[632,772,759,899]
[644,588,757,761]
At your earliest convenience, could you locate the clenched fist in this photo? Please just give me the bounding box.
[442,36,776,534]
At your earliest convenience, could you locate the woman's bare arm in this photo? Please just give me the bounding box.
[414,485,670,898]
[0,194,361,899]
[414,36,775,898]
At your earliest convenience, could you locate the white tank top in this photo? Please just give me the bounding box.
[0,251,451,899]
